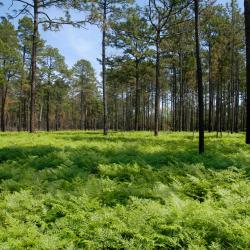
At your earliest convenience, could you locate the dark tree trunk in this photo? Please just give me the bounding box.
[173,67,177,131]
[30,0,38,133]
[134,58,140,131]
[122,91,125,130]
[194,0,204,153]
[216,66,223,137]
[46,88,50,132]
[179,51,183,131]
[208,42,213,132]
[1,85,7,132]
[154,35,160,136]
[80,87,84,130]
[23,98,27,131]
[245,0,250,143]
[114,82,118,131]
[234,62,239,132]
[102,0,108,135]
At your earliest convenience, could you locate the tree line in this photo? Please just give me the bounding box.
[0,0,250,152]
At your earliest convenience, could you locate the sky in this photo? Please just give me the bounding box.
[0,0,244,79]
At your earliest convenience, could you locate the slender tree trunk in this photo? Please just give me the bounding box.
[102,0,108,135]
[114,82,118,131]
[122,91,125,130]
[216,74,220,137]
[134,58,140,131]
[234,61,239,132]
[23,98,27,131]
[245,0,250,143]
[208,42,213,132]
[80,87,84,130]
[55,93,60,131]
[179,51,183,131]
[46,88,50,132]
[154,35,160,136]
[19,47,26,132]
[18,79,23,132]
[194,0,204,153]
[38,101,43,130]
[30,0,38,133]
[1,85,7,132]
[173,67,177,131]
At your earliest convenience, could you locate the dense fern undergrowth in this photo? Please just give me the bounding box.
[0,131,249,249]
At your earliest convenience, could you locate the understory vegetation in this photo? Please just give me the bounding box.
[0,131,249,249]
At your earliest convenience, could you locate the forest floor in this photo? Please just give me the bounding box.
[0,131,249,249]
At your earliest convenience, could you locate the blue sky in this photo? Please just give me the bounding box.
[0,0,243,79]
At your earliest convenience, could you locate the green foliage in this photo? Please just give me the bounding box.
[0,132,249,249]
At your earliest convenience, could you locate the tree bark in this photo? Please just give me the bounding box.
[30,0,38,133]
[1,85,7,132]
[245,0,250,143]
[154,36,160,136]
[134,58,140,131]
[102,0,108,135]
[208,42,213,132]
[46,88,50,132]
[194,0,204,153]
[80,84,84,130]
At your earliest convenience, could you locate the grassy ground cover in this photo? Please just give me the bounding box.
[0,131,249,249]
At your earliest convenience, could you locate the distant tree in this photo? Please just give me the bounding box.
[0,19,21,132]
[17,16,45,131]
[40,46,68,131]
[109,6,152,130]
[79,0,132,135]
[147,0,191,136]
[9,0,85,132]
[53,79,69,130]
[72,59,98,130]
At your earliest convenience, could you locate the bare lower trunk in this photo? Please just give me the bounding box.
[134,59,140,131]
[46,89,50,132]
[102,0,108,135]
[1,85,7,132]
[154,37,160,136]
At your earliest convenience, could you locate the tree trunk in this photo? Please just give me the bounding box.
[179,51,183,131]
[154,35,160,136]
[134,58,140,131]
[194,0,204,153]
[38,101,43,130]
[46,88,50,132]
[208,42,213,132]
[102,0,108,135]
[1,85,7,132]
[234,61,239,132]
[30,0,38,133]
[80,87,84,130]
[245,0,250,143]
[173,67,177,131]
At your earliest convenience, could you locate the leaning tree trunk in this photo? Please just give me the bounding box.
[245,0,250,143]
[194,0,204,153]
[30,0,38,133]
